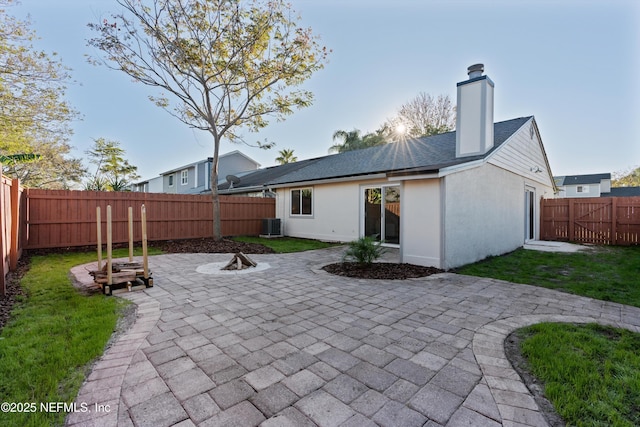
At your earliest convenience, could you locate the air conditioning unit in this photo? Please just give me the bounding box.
[261,218,282,237]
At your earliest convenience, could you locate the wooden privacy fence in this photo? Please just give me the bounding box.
[0,176,25,296]
[24,189,275,249]
[541,196,640,245]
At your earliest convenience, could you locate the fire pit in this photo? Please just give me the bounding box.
[196,253,270,276]
[222,252,257,271]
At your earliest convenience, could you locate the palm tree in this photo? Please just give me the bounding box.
[329,129,386,153]
[275,149,297,165]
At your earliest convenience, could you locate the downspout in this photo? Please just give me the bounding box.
[440,176,447,270]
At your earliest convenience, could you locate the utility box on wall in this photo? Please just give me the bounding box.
[261,218,282,237]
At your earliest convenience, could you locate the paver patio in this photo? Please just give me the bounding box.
[66,247,640,427]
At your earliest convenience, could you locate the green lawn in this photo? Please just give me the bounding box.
[518,323,640,426]
[456,246,640,308]
[458,245,640,425]
[0,247,161,427]
[233,236,341,253]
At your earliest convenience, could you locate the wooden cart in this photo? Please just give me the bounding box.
[90,261,153,296]
[92,204,153,296]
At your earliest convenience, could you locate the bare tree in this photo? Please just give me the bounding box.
[612,165,640,187]
[385,93,456,141]
[88,0,329,239]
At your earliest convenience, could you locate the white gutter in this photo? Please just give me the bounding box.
[387,172,440,182]
[266,173,388,189]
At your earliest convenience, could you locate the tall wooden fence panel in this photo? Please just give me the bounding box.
[0,176,25,295]
[24,190,275,249]
[541,197,640,245]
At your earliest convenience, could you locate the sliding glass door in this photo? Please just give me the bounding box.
[525,187,535,241]
[363,186,400,245]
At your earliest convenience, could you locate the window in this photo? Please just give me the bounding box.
[181,169,188,185]
[168,175,174,186]
[291,188,312,216]
[576,186,589,193]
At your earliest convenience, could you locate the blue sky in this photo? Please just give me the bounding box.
[11,0,640,181]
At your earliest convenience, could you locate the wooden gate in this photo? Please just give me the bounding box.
[541,197,640,245]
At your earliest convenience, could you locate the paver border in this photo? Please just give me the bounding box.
[474,314,640,426]
[65,262,161,427]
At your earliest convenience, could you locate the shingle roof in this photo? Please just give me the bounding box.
[554,173,611,186]
[219,116,532,191]
[605,187,640,197]
[217,158,322,191]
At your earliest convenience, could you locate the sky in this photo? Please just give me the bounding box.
[10,0,640,182]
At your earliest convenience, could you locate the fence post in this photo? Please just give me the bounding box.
[539,198,546,240]
[0,176,5,296]
[611,197,617,245]
[9,178,19,270]
[568,198,575,242]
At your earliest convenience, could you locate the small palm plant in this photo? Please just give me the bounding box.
[343,236,386,265]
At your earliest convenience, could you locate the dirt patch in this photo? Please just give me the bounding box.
[323,262,442,280]
[0,257,29,332]
[152,238,275,254]
[504,331,566,427]
[25,238,276,257]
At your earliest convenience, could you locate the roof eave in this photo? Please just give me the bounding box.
[218,185,266,195]
[267,172,389,189]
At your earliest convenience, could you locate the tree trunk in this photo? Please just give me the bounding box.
[210,137,223,241]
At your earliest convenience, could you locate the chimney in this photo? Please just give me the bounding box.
[455,63,494,157]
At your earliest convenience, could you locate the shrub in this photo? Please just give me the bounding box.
[343,236,386,264]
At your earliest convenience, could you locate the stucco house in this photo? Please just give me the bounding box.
[133,150,260,194]
[221,64,556,269]
[554,173,611,198]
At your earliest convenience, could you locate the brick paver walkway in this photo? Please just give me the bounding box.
[66,248,640,427]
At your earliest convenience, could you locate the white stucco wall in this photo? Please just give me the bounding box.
[276,181,361,242]
[442,163,553,269]
[400,179,442,268]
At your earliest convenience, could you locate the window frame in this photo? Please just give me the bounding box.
[168,174,174,187]
[290,187,313,217]
[576,185,590,194]
[181,169,189,185]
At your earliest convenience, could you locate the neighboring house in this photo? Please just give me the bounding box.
[218,158,322,197]
[554,173,611,198]
[134,150,260,194]
[221,64,556,269]
[131,176,163,193]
